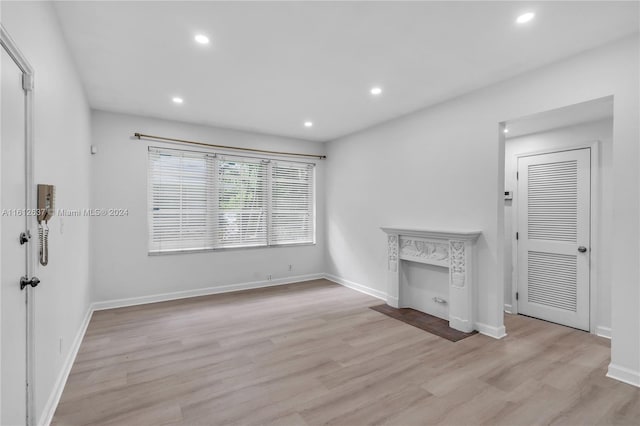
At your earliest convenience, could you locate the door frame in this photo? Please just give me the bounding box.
[1,23,36,426]
[511,140,600,334]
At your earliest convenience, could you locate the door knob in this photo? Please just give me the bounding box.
[578,246,588,253]
[20,276,40,290]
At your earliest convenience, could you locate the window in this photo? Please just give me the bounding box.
[270,162,315,245]
[217,157,268,248]
[148,147,315,253]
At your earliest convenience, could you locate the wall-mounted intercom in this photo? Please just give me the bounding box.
[37,184,55,266]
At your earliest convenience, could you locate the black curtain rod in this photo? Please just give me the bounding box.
[134,133,326,160]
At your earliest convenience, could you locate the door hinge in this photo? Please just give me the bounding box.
[516,292,519,301]
[22,73,34,91]
[19,231,31,245]
[516,171,519,180]
[516,232,519,240]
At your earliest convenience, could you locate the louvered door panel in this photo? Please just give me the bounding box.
[527,251,577,312]
[528,160,578,242]
[517,149,590,331]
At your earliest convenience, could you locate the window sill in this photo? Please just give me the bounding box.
[148,242,317,256]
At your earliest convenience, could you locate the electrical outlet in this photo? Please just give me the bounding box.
[267,274,272,281]
[288,264,292,271]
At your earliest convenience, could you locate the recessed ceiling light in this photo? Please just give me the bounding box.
[504,127,509,134]
[172,97,184,104]
[516,12,535,24]
[370,87,383,95]
[304,121,313,128]
[194,34,210,44]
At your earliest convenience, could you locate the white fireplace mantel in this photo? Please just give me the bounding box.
[380,226,482,333]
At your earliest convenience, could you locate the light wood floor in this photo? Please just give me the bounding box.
[52,279,639,425]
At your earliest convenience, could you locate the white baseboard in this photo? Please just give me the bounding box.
[92,273,325,311]
[450,317,474,334]
[596,326,612,339]
[38,305,93,426]
[323,273,386,300]
[386,295,400,308]
[504,304,513,314]
[475,322,507,339]
[607,363,640,388]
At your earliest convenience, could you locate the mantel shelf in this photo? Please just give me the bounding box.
[380,226,482,241]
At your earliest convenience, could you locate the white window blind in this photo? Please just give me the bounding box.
[148,148,215,252]
[217,156,268,248]
[148,147,315,253]
[270,161,315,245]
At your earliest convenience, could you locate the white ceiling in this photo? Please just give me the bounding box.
[54,1,639,142]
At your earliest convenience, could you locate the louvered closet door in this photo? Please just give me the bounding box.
[517,148,590,331]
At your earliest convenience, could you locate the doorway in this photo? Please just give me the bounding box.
[1,24,36,426]
[502,97,613,334]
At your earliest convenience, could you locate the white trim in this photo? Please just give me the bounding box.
[322,273,386,300]
[92,273,325,311]
[607,363,640,388]
[504,304,513,314]
[37,306,93,426]
[587,142,601,334]
[1,23,37,426]
[0,24,35,75]
[596,326,612,339]
[475,322,507,339]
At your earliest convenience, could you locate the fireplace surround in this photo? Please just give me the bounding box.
[380,227,482,332]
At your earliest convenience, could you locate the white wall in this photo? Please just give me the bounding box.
[503,119,613,333]
[90,110,326,303]
[325,35,639,379]
[1,1,93,423]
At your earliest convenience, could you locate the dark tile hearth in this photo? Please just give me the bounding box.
[370,304,477,342]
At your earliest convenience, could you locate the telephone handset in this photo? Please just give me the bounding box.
[37,184,55,266]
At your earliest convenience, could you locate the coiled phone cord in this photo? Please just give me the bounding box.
[39,223,49,266]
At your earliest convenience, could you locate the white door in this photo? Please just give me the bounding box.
[1,47,29,425]
[517,148,590,331]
